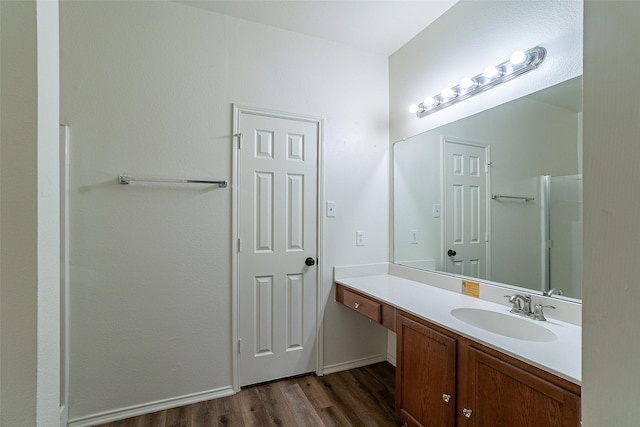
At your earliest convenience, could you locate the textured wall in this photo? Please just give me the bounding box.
[583,2,640,425]
[61,1,389,421]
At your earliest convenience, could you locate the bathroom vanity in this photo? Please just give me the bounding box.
[335,267,581,427]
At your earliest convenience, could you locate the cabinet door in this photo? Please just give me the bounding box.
[396,314,457,427]
[462,346,580,427]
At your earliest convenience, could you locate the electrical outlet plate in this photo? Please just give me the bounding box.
[326,201,336,217]
[356,231,365,246]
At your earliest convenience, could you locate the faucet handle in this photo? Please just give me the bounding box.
[504,295,522,310]
[533,303,555,321]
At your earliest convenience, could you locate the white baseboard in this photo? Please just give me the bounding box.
[322,354,388,375]
[67,386,235,427]
[387,352,396,367]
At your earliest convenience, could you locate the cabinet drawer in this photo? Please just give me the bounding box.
[337,285,381,323]
[342,289,381,322]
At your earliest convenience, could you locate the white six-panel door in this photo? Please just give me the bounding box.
[443,138,489,279]
[236,109,319,387]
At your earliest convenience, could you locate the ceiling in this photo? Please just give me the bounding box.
[175,0,458,56]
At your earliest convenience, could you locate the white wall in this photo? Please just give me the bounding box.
[60,1,389,422]
[582,2,640,425]
[6,0,640,425]
[0,1,60,426]
[1,2,39,425]
[389,0,583,142]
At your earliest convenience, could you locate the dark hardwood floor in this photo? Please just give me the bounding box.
[94,362,403,427]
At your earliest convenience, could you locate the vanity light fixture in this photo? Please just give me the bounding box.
[424,96,438,107]
[483,65,502,79]
[459,77,477,91]
[409,46,546,118]
[440,87,458,101]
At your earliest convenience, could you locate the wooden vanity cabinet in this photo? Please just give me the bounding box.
[396,312,581,427]
[335,284,580,426]
[396,313,457,427]
[463,345,581,427]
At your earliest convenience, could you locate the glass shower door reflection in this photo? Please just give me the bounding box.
[546,174,583,299]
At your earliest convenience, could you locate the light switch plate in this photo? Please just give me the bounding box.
[410,229,419,244]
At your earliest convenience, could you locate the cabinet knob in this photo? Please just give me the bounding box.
[463,408,473,418]
[354,302,360,309]
[442,393,451,403]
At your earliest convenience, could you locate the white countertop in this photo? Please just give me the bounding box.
[335,273,581,385]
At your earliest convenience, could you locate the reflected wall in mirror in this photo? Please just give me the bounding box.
[393,77,582,300]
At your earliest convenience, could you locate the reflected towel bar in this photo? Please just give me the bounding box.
[118,174,227,188]
[492,194,534,202]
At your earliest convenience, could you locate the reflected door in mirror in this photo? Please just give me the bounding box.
[443,139,489,279]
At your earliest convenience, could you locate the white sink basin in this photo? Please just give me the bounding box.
[450,308,557,342]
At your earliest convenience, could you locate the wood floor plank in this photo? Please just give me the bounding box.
[315,405,354,427]
[278,381,326,426]
[207,391,234,417]
[215,409,244,427]
[123,414,150,427]
[364,362,396,392]
[91,362,402,427]
[294,375,335,409]
[316,371,377,426]
[165,404,191,427]
[256,380,302,426]
[350,365,400,425]
[350,365,386,393]
[320,370,401,427]
[146,411,168,427]
[238,386,271,426]
[210,390,244,426]
[188,401,215,426]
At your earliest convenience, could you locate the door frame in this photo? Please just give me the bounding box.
[231,105,324,392]
[440,136,492,279]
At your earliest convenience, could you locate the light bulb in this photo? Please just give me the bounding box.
[424,96,437,107]
[483,65,502,79]
[460,77,476,90]
[440,87,457,100]
[409,104,420,113]
[509,50,527,65]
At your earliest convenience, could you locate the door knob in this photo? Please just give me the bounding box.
[447,249,457,256]
[305,257,316,267]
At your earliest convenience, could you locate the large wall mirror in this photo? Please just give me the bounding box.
[393,76,582,301]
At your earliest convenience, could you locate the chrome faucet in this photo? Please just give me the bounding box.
[506,294,531,314]
[543,288,564,297]
[504,294,554,321]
